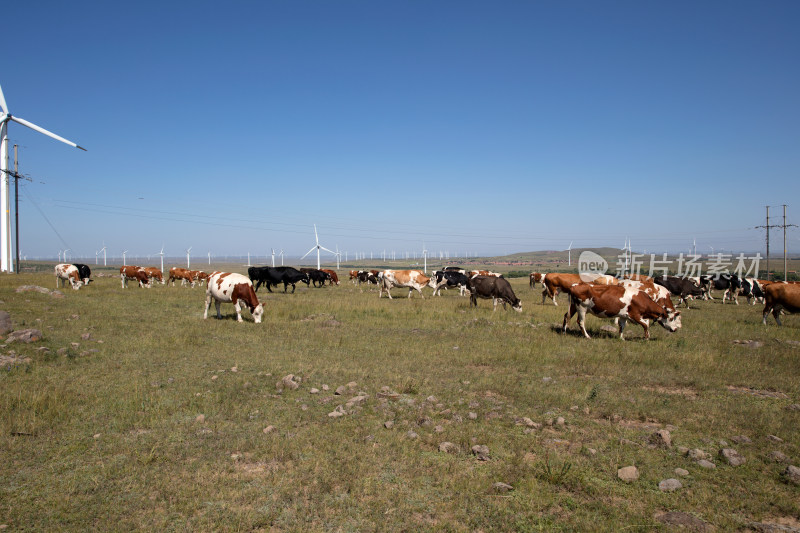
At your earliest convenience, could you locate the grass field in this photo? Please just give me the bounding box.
[1,264,799,531]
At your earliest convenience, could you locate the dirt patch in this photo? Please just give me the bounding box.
[642,385,699,400]
[727,386,789,399]
[236,460,284,475]
[300,314,341,327]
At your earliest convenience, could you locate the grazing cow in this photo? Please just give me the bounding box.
[624,273,653,283]
[248,266,310,293]
[55,263,82,290]
[529,272,544,288]
[542,272,583,305]
[562,283,681,340]
[469,270,502,278]
[431,270,471,296]
[321,269,339,285]
[379,270,435,299]
[738,277,766,305]
[141,267,164,284]
[620,279,677,314]
[653,276,707,308]
[204,271,264,323]
[702,274,742,304]
[303,269,331,287]
[466,275,522,312]
[762,282,800,326]
[356,270,379,285]
[592,274,620,286]
[168,267,195,287]
[120,265,151,288]
[193,270,209,286]
[72,263,92,285]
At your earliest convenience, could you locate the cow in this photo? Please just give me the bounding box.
[72,263,92,285]
[168,267,195,287]
[141,267,164,285]
[529,272,544,288]
[562,283,681,340]
[653,275,707,308]
[349,270,359,283]
[204,271,264,323]
[624,273,653,283]
[592,274,620,286]
[702,274,742,304]
[120,265,151,288]
[379,270,435,299]
[469,270,502,279]
[739,277,766,305]
[321,269,339,285]
[466,275,522,312]
[762,282,800,326]
[307,269,331,287]
[541,272,583,305]
[248,266,310,293]
[55,263,82,290]
[620,279,677,314]
[431,270,471,296]
[192,270,209,286]
[356,270,379,285]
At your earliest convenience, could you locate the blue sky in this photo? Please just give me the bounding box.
[5,1,799,261]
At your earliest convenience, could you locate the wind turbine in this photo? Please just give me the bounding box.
[422,242,428,274]
[157,245,165,273]
[335,245,341,269]
[95,250,99,265]
[271,248,275,267]
[693,238,697,257]
[0,84,86,272]
[247,252,251,267]
[568,241,573,266]
[300,224,336,270]
[58,250,62,263]
[100,243,107,266]
[122,250,128,266]
[279,249,284,266]
[64,249,70,262]
[207,251,211,265]
[186,247,192,269]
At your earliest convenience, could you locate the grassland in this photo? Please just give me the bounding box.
[1,264,799,531]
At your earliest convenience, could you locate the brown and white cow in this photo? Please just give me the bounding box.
[467,275,522,312]
[204,271,264,323]
[187,270,208,287]
[379,270,435,299]
[168,267,195,287]
[529,272,544,288]
[624,273,653,283]
[542,272,583,305]
[469,270,502,279]
[762,282,800,326]
[620,279,677,314]
[562,283,681,340]
[142,267,164,284]
[321,269,339,285]
[55,263,82,290]
[349,270,359,283]
[120,265,151,288]
[592,274,621,286]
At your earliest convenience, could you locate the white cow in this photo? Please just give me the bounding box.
[55,264,82,290]
[204,271,264,323]
[378,270,436,299]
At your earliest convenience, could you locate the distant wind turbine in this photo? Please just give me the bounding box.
[122,250,128,266]
[207,251,211,265]
[186,247,192,269]
[100,243,107,266]
[300,224,336,270]
[0,84,86,272]
[157,245,165,274]
[247,252,251,267]
[271,248,275,267]
[422,242,428,274]
[568,241,573,266]
[279,249,284,266]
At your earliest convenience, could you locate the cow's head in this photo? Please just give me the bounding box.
[511,298,523,313]
[252,303,264,324]
[658,310,682,332]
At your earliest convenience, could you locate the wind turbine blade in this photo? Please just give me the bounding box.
[320,246,336,255]
[313,225,319,244]
[0,85,7,114]
[9,116,87,151]
[300,246,316,260]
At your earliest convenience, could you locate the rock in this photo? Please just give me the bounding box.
[438,442,458,454]
[600,325,618,334]
[783,465,800,485]
[718,439,728,447]
[768,435,784,443]
[346,381,357,389]
[434,425,444,433]
[80,332,91,341]
[656,511,713,531]
[70,342,80,349]
[195,414,205,423]
[0,311,11,335]
[211,375,218,381]
[230,366,238,372]
[93,433,101,439]
[36,346,50,353]
[696,459,716,469]
[768,451,789,463]
[786,404,800,411]
[334,385,347,395]
[345,395,368,408]
[583,447,597,456]
[687,448,709,461]
[468,412,478,420]
[425,395,438,403]
[491,482,513,492]
[748,522,800,532]
[732,339,763,348]
[658,478,682,492]
[719,448,746,466]
[57,348,68,356]
[731,435,752,445]
[6,329,43,344]
[309,388,320,394]
[277,374,300,391]
[649,429,672,448]
[406,430,418,439]
[384,421,394,429]
[555,417,566,427]
[471,445,490,461]
[263,425,275,434]
[617,466,639,482]
[328,405,346,418]
[677,446,689,455]
[321,384,329,391]
[674,468,689,477]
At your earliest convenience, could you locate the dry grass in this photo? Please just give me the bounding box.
[0,264,798,531]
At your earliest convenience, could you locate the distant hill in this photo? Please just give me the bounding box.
[484,248,624,266]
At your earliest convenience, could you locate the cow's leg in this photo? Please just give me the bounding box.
[562,297,576,333]
[773,306,783,326]
[577,307,590,338]
[203,293,212,319]
[232,298,243,322]
[215,300,222,320]
[618,317,627,340]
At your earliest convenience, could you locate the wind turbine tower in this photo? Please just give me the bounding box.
[271,248,275,267]
[100,243,107,266]
[157,245,165,274]
[300,224,335,270]
[568,241,573,266]
[186,247,192,269]
[122,250,128,266]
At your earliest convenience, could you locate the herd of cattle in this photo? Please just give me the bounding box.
[53,262,799,336]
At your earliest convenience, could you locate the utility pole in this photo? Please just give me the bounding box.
[756,206,774,280]
[0,145,32,274]
[780,205,797,281]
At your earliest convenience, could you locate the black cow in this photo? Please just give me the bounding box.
[301,268,331,288]
[72,263,92,285]
[248,266,310,293]
[653,276,706,308]
[701,274,742,304]
[739,277,766,305]
[431,270,470,296]
[356,270,378,285]
[466,275,522,312]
